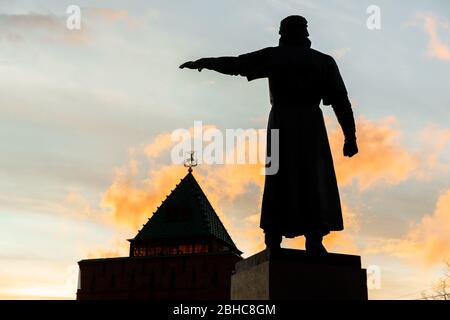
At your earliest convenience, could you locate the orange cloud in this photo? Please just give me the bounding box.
[417,13,450,61]
[419,125,450,171]
[366,189,450,266]
[88,8,154,30]
[329,116,419,189]
[101,164,187,229]
[102,141,264,255]
[102,124,268,255]
[99,116,431,257]
[144,124,217,159]
[144,133,175,158]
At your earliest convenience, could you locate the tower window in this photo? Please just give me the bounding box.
[194,243,209,253]
[163,246,177,255]
[132,246,145,256]
[137,247,146,256]
[148,246,162,256]
[178,244,193,254]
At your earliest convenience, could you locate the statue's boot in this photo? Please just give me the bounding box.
[305,233,328,255]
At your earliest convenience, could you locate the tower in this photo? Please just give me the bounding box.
[129,169,241,258]
[77,168,242,300]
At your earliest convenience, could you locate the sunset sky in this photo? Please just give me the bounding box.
[0,0,449,300]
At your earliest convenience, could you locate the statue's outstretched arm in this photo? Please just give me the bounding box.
[180,57,243,76]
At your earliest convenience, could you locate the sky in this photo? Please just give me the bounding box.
[0,0,449,300]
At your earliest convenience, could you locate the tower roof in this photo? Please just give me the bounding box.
[132,170,241,254]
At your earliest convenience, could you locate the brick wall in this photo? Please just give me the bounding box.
[77,253,242,300]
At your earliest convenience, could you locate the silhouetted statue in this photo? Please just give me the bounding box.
[180,15,358,254]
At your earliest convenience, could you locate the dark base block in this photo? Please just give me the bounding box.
[231,248,367,300]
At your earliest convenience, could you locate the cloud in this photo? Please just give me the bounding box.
[417,13,450,61]
[101,124,267,255]
[5,112,440,260]
[87,7,158,30]
[0,191,110,225]
[143,116,421,193]
[329,116,420,189]
[99,115,421,256]
[366,189,450,266]
[0,13,88,45]
[90,8,129,23]
[0,8,144,46]
[102,139,264,254]
[144,132,175,158]
[419,125,450,171]
[144,124,217,159]
[101,163,187,229]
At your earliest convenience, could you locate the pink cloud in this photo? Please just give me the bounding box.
[418,13,450,61]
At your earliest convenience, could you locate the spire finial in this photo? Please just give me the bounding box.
[184,151,198,173]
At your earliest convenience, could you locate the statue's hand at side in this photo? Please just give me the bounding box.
[343,139,358,158]
[179,59,205,72]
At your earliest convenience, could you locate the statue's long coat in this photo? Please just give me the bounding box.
[205,42,353,237]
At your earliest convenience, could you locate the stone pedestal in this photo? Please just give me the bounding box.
[231,248,367,300]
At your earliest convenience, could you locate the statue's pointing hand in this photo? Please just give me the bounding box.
[179,59,204,72]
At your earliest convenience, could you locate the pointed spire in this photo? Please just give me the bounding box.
[131,169,241,255]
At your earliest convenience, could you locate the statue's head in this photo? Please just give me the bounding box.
[279,15,309,44]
